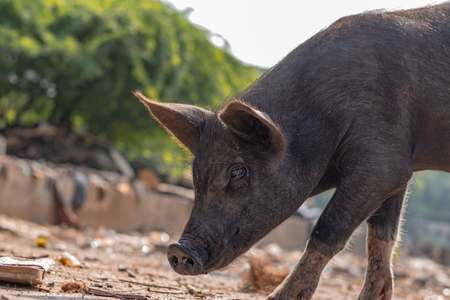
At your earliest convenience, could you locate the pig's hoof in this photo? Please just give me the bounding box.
[167,242,203,275]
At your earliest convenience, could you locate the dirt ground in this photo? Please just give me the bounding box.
[1,214,450,300]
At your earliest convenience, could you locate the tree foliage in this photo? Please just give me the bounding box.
[0,0,258,170]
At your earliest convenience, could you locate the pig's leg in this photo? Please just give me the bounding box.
[357,188,407,300]
[267,164,411,300]
[267,244,330,299]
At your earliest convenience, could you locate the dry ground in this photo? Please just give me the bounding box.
[0,214,449,300]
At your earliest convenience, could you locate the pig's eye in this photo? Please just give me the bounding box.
[230,165,246,180]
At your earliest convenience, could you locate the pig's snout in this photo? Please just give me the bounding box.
[167,242,203,275]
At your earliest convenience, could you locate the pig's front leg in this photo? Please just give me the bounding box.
[267,246,330,299]
[267,165,411,300]
[357,188,407,300]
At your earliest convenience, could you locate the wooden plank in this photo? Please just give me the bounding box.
[0,257,54,285]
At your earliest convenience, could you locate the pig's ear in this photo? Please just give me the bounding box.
[135,91,212,155]
[219,101,286,157]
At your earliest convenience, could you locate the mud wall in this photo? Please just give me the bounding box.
[0,155,365,253]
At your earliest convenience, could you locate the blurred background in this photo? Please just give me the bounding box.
[0,0,449,261]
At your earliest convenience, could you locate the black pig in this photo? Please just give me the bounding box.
[135,3,450,299]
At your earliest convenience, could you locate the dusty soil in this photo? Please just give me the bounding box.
[0,214,449,300]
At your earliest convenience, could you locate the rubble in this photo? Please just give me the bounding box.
[4,126,134,177]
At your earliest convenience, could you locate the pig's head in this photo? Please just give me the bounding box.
[135,91,292,275]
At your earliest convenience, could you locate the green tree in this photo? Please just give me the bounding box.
[0,0,258,171]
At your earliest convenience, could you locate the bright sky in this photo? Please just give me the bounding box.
[165,0,446,68]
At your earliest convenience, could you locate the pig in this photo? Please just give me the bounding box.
[135,3,450,299]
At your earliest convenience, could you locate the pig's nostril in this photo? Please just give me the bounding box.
[170,255,179,267]
[167,242,203,275]
[185,257,195,267]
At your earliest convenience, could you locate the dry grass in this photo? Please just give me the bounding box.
[242,255,290,293]
[60,281,86,293]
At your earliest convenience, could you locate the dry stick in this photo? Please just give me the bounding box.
[85,288,122,299]
[15,254,49,259]
[87,278,149,294]
[113,287,150,295]
[119,278,182,291]
[145,289,183,295]
[112,293,148,299]
[85,287,147,300]
[36,286,51,293]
